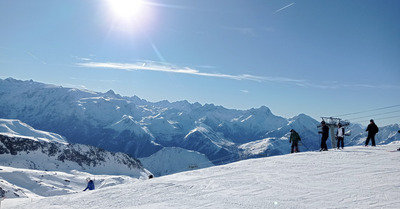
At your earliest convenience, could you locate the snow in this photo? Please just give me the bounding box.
[2,78,400,175]
[2,142,399,209]
[0,123,150,181]
[108,115,150,137]
[0,166,143,199]
[0,137,149,178]
[139,147,214,176]
[239,137,277,156]
[0,119,67,144]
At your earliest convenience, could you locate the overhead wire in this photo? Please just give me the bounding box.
[333,104,400,118]
[351,115,400,124]
[330,104,400,124]
[346,110,400,121]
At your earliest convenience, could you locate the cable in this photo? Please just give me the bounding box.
[333,104,400,117]
[351,115,400,124]
[346,110,400,121]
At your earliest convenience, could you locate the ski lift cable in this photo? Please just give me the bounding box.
[351,115,400,124]
[345,109,400,121]
[333,104,400,117]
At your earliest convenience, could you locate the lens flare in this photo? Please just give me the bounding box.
[108,0,145,21]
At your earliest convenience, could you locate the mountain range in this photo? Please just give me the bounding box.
[1,77,399,176]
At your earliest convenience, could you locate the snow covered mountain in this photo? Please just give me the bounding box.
[0,78,399,175]
[3,142,400,208]
[139,147,214,176]
[0,133,148,177]
[0,119,67,144]
[0,119,152,198]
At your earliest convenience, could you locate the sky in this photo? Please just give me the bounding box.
[0,0,399,126]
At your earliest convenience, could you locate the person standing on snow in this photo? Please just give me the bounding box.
[397,130,400,151]
[336,123,345,149]
[83,177,95,191]
[289,129,301,153]
[319,121,329,151]
[365,119,379,147]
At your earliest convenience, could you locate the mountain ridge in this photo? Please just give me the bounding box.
[1,78,399,175]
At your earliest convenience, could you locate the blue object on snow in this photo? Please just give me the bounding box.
[84,180,95,191]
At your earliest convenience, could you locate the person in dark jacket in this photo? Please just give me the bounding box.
[397,130,400,151]
[365,119,379,147]
[319,121,329,151]
[336,123,345,149]
[83,177,95,191]
[289,129,301,153]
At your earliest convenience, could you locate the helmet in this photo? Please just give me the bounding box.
[86,177,91,182]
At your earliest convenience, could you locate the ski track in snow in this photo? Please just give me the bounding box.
[2,143,400,209]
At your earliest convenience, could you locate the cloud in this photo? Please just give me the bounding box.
[78,61,314,85]
[77,61,313,87]
[274,2,295,14]
[76,57,92,61]
[223,27,255,36]
[77,61,400,90]
[78,61,268,81]
[26,51,46,64]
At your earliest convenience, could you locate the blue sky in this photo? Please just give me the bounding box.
[1,0,399,126]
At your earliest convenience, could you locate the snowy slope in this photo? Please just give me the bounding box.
[0,119,67,144]
[0,166,144,199]
[0,122,151,200]
[3,142,400,209]
[139,147,214,176]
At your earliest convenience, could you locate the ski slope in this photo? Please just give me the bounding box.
[3,143,400,209]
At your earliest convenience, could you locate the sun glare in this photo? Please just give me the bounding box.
[108,0,145,21]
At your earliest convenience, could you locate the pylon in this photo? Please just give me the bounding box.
[318,117,350,149]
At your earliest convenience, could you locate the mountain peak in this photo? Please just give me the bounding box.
[104,89,122,99]
[106,89,115,95]
[258,105,272,114]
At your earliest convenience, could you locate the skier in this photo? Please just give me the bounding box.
[83,177,95,191]
[336,123,345,149]
[365,119,379,147]
[289,129,301,153]
[319,121,329,151]
[397,130,400,151]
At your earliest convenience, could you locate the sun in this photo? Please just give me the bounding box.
[108,0,145,21]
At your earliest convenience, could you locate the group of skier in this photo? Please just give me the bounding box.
[289,119,385,153]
